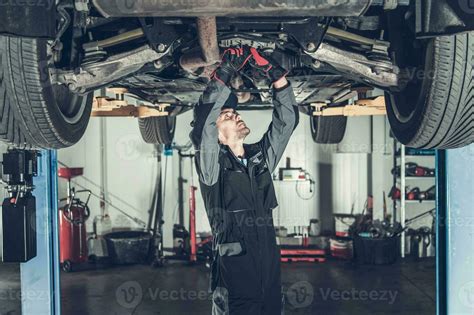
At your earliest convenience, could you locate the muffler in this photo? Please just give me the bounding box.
[180,17,220,73]
[92,0,372,18]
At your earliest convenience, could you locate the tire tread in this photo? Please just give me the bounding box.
[310,115,347,144]
[0,36,29,148]
[404,33,474,149]
[138,116,176,145]
[1,35,92,149]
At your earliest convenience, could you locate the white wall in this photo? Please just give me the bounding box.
[56,105,323,247]
[171,110,397,236]
[0,94,435,257]
[170,108,319,236]
[371,116,397,221]
[0,113,426,256]
[51,95,406,246]
[58,116,158,234]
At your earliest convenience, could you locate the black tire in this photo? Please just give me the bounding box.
[138,116,176,145]
[386,22,473,148]
[0,59,28,148]
[310,115,347,144]
[0,36,93,149]
[62,260,73,273]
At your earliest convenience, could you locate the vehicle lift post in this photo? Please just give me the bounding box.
[436,144,474,315]
[20,150,61,314]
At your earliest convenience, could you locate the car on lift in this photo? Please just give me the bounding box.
[0,0,473,149]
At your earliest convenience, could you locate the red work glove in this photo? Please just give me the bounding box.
[211,46,252,86]
[247,47,288,84]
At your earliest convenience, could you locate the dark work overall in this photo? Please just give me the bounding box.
[190,80,299,315]
[208,144,281,314]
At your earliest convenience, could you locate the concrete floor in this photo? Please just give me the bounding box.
[0,258,435,315]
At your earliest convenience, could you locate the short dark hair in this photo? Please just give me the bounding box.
[221,93,238,110]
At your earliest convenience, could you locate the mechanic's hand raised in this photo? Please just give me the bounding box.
[247,48,288,84]
[211,46,252,86]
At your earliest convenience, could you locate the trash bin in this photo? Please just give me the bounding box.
[104,230,152,265]
[354,235,400,265]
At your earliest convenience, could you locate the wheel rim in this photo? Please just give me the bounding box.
[389,40,433,124]
[167,116,176,136]
[386,10,434,125]
[53,85,89,124]
[310,116,317,136]
[47,41,89,125]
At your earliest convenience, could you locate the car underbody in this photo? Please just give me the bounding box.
[52,15,400,115]
[0,0,472,149]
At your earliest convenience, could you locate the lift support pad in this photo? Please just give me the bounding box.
[311,96,387,117]
[91,97,170,118]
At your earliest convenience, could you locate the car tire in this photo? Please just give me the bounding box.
[310,115,347,144]
[386,24,473,148]
[0,36,93,149]
[0,51,28,148]
[62,260,73,273]
[138,116,176,145]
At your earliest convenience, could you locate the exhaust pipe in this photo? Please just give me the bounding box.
[180,17,220,73]
[92,0,372,18]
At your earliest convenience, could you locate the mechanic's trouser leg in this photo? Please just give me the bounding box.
[212,287,229,315]
[262,282,283,315]
[212,287,263,315]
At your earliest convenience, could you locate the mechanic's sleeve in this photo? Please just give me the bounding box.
[259,83,299,173]
[190,81,231,186]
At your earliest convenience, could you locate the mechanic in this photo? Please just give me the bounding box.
[190,46,299,315]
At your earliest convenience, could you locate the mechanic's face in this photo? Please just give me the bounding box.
[216,108,250,144]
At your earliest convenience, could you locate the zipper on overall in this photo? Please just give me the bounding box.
[248,160,265,301]
[230,148,266,301]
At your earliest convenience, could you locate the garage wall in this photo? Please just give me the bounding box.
[371,116,397,221]
[0,112,398,252]
[170,108,320,237]
[0,99,418,255]
[58,116,159,238]
[170,109,393,236]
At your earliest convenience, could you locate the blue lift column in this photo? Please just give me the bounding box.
[437,144,474,315]
[20,150,61,314]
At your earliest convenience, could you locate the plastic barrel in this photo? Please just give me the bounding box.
[334,214,356,237]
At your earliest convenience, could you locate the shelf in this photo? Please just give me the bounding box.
[396,176,435,180]
[396,154,435,158]
[396,199,435,204]
[394,143,437,259]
